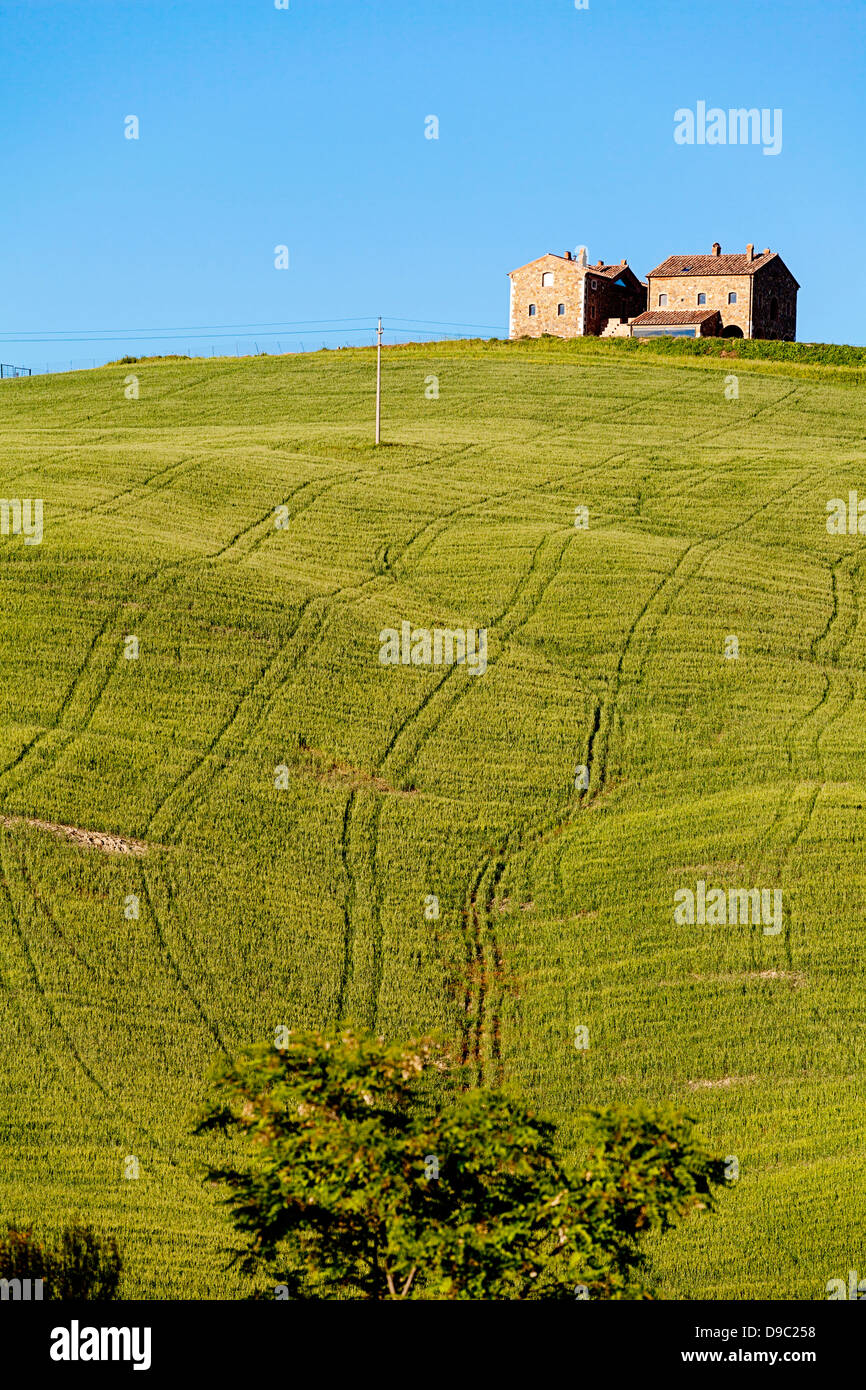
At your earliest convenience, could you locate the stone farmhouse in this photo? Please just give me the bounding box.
[507,247,646,341]
[508,242,799,341]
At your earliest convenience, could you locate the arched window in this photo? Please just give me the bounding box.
[542,272,554,288]
[557,303,566,316]
[528,304,537,317]
[658,293,668,307]
[697,292,707,305]
[728,291,737,304]
[769,296,779,321]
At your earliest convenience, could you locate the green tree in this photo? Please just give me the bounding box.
[195,1027,727,1300]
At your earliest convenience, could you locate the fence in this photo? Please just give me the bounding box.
[0,364,32,378]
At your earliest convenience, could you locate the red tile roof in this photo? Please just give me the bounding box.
[632,309,721,326]
[507,254,635,278]
[648,252,776,277]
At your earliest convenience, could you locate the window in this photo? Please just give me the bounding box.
[591,279,598,289]
[542,272,554,288]
[728,291,737,304]
[769,296,779,321]
[658,293,668,307]
[590,306,596,317]
[528,304,536,317]
[697,292,707,305]
[557,303,566,316]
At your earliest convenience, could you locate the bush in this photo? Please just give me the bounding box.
[0,1222,122,1299]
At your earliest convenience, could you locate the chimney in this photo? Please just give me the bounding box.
[577,245,588,268]
[564,250,572,261]
[621,258,628,266]
[746,243,754,262]
[763,248,770,255]
[712,242,721,256]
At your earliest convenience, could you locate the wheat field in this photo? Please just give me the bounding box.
[0,339,863,1297]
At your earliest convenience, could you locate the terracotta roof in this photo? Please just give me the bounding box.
[507,254,634,278]
[648,251,776,278]
[632,309,721,326]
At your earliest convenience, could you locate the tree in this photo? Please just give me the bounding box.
[195,1026,727,1300]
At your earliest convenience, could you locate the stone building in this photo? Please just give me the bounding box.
[508,241,799,341]
[638,243,799,339]
[507,247,646,339]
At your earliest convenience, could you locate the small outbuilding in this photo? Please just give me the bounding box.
[630,309,722,339]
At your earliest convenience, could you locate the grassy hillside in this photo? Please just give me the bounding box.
[0,339,863,1299]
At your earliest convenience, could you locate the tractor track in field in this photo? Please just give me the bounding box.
[0,602,128,797]
[333,385,780,1062]
[121,419,577,1033]
[16,840,99,974]
[586,459,822,802]
[450,388,818,1065]
[77,452,202,519]
[141,461,548,1029]
[141,455,568,1039]
[335,525,576,1062]
[66,359,257,430]
[7,459,366,846]
[322,427,588,1028]
[138,866,230,1055]
[8,411,643,837]
[0,833,171,1157]
[560,385,814,804]
[142,456,544,841]
[457,699,603,1087]
[752,545,865,966]
[0,456,371,1072]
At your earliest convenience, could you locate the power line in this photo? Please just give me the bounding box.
[0,316,378,339]
[0,326,504,347]
[0,318,505,346]
[388,318,505,332]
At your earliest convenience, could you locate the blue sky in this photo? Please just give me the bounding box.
[0,0,863,367]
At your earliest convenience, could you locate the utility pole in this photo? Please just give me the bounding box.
[375,316,383,444]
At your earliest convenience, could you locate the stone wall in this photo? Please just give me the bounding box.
[751,261,798,340]
[647,273,753,336]
[509,255,586,338]
[509,255,646,339]
[646,259,798,339]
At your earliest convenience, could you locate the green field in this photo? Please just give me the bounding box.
[0,338,863,1299]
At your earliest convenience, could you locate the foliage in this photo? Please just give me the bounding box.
[196,1027,726,1299]
[0,1222,121,1298]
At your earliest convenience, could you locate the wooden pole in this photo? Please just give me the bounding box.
[375,316,383,444]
